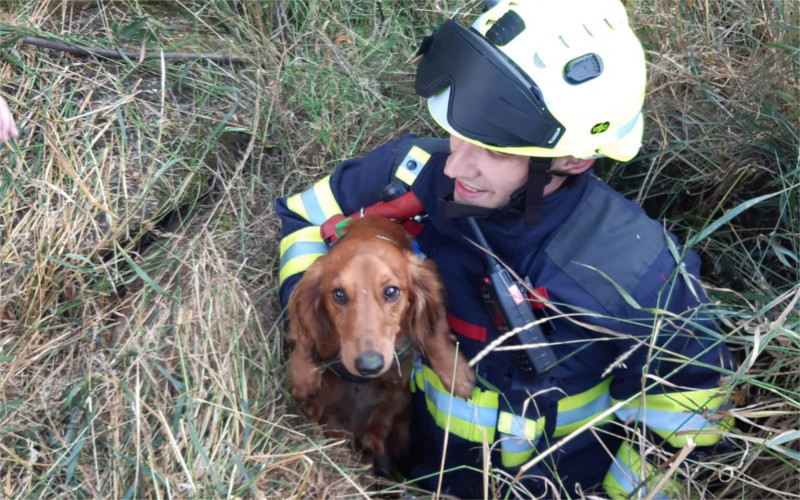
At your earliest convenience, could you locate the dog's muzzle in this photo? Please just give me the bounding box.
[324,337,415,383]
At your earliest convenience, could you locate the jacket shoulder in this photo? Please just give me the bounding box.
[392,136,450,187]
[545,181,669,314]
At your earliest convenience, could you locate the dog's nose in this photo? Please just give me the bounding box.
[355,351,384,376]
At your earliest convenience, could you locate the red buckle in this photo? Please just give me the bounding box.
[319,191,425,244]
[527,286,548,309]
[319,214,347,243]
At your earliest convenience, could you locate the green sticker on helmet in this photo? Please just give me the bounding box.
[591,122,610,134]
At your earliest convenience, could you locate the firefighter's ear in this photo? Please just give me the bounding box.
[551,156,594,175]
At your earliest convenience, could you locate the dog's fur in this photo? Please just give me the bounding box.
[286,215,474,464]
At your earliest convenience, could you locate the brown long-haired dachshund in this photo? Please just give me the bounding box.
[286,215,474,469]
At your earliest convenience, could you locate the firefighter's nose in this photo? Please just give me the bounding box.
[355,351,384,376]
[444,137,479,179]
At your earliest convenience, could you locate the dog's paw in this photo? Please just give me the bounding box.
[361,431,386,456]
[300,398,325,423]
[434,353,475,400]
[304,398,325,422]
[452,353,476,399]
[290,370,322,402]
[372,453,393,478]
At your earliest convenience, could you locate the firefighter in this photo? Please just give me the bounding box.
[276,0,735,497]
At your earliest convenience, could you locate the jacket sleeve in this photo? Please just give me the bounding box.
[602,243,736,499]
[274,135,416,308]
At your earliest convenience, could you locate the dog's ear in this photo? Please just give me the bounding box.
[404,252,445,346]
[287,260,338,359]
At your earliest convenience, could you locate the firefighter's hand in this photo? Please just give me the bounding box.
[0,96,18,144]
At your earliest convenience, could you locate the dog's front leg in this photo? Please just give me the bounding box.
[287,340,323,402]
[424,310,475,399]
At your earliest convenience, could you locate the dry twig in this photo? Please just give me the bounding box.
[20,36,249,64]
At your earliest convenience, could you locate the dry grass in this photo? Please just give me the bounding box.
[0,0,798,498]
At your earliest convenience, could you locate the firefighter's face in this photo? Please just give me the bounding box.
[444,136,530,208]
[444,136,594,208]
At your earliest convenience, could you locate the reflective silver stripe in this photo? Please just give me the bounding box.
[497,411,543,466]
[615,407,713,433]
[412,357,499,442]
[285,175,341,225]
[501,437,535,453]
[298,188,328,225]
[557,391,612,427]
[608,459,668,500]
[422,377,497,428]
[280,240,327,270]
[608,458,638,495]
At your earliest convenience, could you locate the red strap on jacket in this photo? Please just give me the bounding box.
[320,191,424,244]
[447,313,487,343]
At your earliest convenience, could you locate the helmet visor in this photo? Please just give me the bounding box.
[415,20,564,149]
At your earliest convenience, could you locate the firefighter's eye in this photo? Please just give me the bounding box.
[383,286,400,302]
[331,289,348,304]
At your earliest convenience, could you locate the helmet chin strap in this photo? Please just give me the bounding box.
[523,158,552,227]
[438,158,555,224]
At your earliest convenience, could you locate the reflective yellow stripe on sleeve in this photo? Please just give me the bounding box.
[286,175,342,225]
[497,411,545,467]
[279,226,327,285]
[603,441,678,500]
[554,377,614,437]
[412,357,499,443]
[613,388,731,447]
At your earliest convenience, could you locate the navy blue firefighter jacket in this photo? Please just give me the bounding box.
[275,135,736,499]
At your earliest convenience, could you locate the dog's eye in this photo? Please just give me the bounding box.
[383,286,400,302]
[331,288,348,304]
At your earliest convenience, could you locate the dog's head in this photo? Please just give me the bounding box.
[287,215,444,378]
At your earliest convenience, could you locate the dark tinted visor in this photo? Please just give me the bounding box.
[415,20,564,149]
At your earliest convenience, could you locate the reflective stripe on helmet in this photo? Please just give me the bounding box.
[278,226,326,285]
[412,357,499,443]
[286,175,342,225]
[613,389,731,447]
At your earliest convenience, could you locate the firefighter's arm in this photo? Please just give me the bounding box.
[602,249,736,499]
[275,135,416,307]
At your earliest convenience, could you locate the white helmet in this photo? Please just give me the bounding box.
[415,0,646,161]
